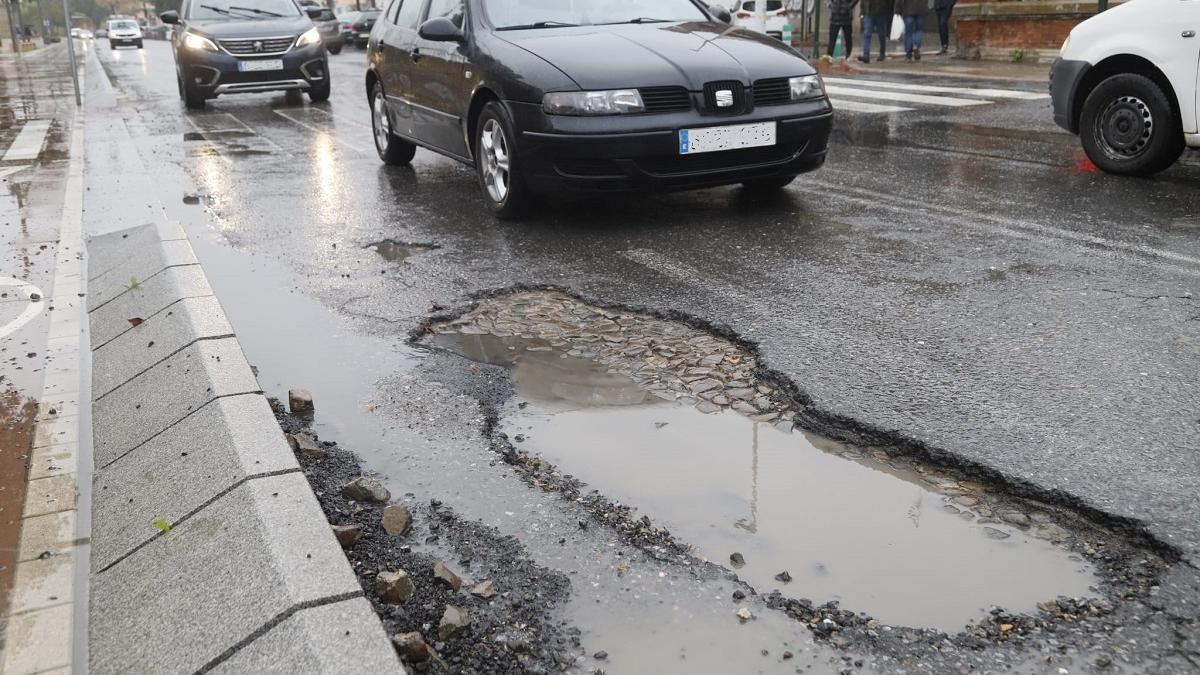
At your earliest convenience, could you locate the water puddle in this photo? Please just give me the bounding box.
[429,292,1100,633]
[365,239,437,263]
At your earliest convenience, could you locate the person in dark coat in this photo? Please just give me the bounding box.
[934,0,956,54]
[826,0,859,60]
[858,0,891,63]
[894,0,927,61]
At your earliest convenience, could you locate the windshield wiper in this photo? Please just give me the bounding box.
[198,4,236,16]
[608,17,673,24]
[228,5,284,16]
[496,20,579,31]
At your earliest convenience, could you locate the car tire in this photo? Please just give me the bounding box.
[741,175,796,192]
[136,39,143,48]
[475,101,528,219]
[183,81,206,110]
[327,44,341,55]
[110,42,116,50]
[1079,73,1184,177]
[308,78,331,103]
[371,82,416,165]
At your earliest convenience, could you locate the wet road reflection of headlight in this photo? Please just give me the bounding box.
[311,132,343,227]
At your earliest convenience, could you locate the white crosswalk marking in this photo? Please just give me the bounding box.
[824,85,992,107]
[830,98,914,114]
[3,120,52,162]
[823,77,1051,100]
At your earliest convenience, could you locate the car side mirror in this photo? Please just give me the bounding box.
[160,10,179,24]
[304,7,324,19]
[418,17,464,42]
[710,6,732,23]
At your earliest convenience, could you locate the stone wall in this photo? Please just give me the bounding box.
[953,0,1125,62]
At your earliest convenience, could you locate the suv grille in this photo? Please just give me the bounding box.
[219,36,295,55]
[639,86,691,114]
[753,78,792,106]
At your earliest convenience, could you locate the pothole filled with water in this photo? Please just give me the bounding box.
[425,291,1124,634]
[366,239,438,263]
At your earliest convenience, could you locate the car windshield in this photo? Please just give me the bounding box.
[359,10,379,19]
[740,0,783,10]
[189,0,301,20]
[483,0,708,30]
[109,20,138,30]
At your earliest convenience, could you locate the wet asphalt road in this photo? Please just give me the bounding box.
[81,38,1200,671]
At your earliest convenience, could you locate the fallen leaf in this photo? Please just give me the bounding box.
[152,518,172,533]
[429,300,444,312]
[128,317,144,327]
[468,365,480,375]
[999,623,1014,632]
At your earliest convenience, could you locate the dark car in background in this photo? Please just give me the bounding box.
[161,0,331,109]
[365,0,832,218]
[300,0,343,53]
[348,9,379,47]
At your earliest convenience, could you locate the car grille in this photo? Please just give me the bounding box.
[636,143,802,176]
[702,80,749,115]
[638,86,691,114]
[219,36,295,55]
[753,78,792,106]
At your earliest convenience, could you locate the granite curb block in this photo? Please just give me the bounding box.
[86,226,399,673]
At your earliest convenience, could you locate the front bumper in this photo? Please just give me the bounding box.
[510,99,833,192]
[1050,58,1091,134]
[110,35,140,44]
[178,42,327,99]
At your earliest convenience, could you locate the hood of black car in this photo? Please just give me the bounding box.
[187,17,311,39]
[498,22,814,91]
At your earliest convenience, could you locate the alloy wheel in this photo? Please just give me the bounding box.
[372,90,390,153]
[480,119,510,203]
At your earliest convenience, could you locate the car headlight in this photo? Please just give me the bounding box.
[184,32,218,51]
[789,75,824,101]
[543,90,645,115]
[296,27,321,47]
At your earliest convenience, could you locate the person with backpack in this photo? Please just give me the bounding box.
[858,0,891,63]
[827,0,859,61]
[894,0,928,61]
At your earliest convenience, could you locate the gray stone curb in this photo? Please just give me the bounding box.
[86,226,400,674]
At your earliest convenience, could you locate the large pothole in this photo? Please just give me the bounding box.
[425,290,1164,636]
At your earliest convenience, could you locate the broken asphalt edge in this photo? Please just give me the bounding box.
[410,283,1185,566]
[84,222,401,673]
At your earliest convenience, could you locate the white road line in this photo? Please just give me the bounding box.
[3,120,52,162]
[272,109,367,153]
[181,115,232,165]
[0,277,46,339]
[824,85,992,107]
[307,106,372,130]
[823,77,1050,101]
[830,98,914,114]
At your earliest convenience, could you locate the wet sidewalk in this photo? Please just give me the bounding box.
[0,42,88,675]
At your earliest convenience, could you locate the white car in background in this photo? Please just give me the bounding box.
[730,0,788,40]
[1050,0,1199,176]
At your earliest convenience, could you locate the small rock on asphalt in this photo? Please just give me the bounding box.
[470,579,496,599]
[730,552,745,567]
[593,650,608,660]
[736,607,754,622]
[774,571,792,583]
[375,570,416,604]
[330,524,362,548]
[433,561,462,591]
[287,432,325,461]
[392,631,431,662]
[381,505,413,536]
[732,590,745,601]
[288,388,314,415]
[341,476,391,503]
[438,605,470,641]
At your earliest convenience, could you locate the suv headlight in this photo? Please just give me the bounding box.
[789,75,824,100]
[543,90,645,115]
[183,31,218,51]
[296,27,321,47]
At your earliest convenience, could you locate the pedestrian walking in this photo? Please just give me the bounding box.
[858,0,891,63]
[827,0,858,60]
[894,0,927,61]
[934,0,955,55]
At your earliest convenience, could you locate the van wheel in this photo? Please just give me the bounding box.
[1080,73,1184,177]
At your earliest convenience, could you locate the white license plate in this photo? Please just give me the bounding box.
[679,121,776,155]
[238,59,284,72]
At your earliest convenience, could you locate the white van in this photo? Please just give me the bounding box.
[730,0,788,40]
[1051,0,1199,176]
[106,18,143,50]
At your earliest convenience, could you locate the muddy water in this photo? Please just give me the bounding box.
[435,332,1097,633]
[366,240,437,263]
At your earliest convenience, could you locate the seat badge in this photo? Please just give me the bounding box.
[715,89,734,108]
